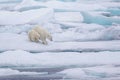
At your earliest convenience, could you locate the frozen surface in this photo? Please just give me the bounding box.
[81,11,120,25]
[0,68,44,76]
[0,0,120,80]
[0,50,120,80]
[0,50,120,67]
[0,33,120,52]
[0,8,53,25]
[55,12,83,22]
[58,65,120,79]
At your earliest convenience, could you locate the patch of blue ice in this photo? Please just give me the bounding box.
[81,11,120,25]
[83,69,107,78]
[107,8,120,16]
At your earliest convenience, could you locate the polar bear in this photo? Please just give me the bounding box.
[28,29,40,42]
[33,26,52,45]
[28,26,52,45]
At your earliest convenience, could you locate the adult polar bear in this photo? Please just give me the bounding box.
[28,25,52,45]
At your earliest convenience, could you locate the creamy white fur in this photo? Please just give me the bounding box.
[28,26,52,45]
[28,29,40,42]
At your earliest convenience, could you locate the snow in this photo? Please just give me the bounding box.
[11,0,106,12]
[59,68,87,79]
[0,33,120,52]
[0,8,53,25]
[14,0,45,11]
[58,68,87,79]
[0,50,120,67]
[0,0,120,79]
[58,65,120,79]
[0,68,46,76]
[55,12,83,22]
[104,25,120,40]
[45,1,106,12]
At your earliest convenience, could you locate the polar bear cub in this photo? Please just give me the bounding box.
[28,26,52,45]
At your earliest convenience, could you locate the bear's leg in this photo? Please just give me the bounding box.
[47,34,52,41]
[42,40,48,45]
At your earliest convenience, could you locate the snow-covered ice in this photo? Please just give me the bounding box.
[0,68,46,76]
[0,8,53,25]
[0,33,120,52]
[55,12,83,22]
[0,50,120,67]
[81,11,120,25]
[58,65,120,79]
[0,50,120,79]
[0,0,120,80]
